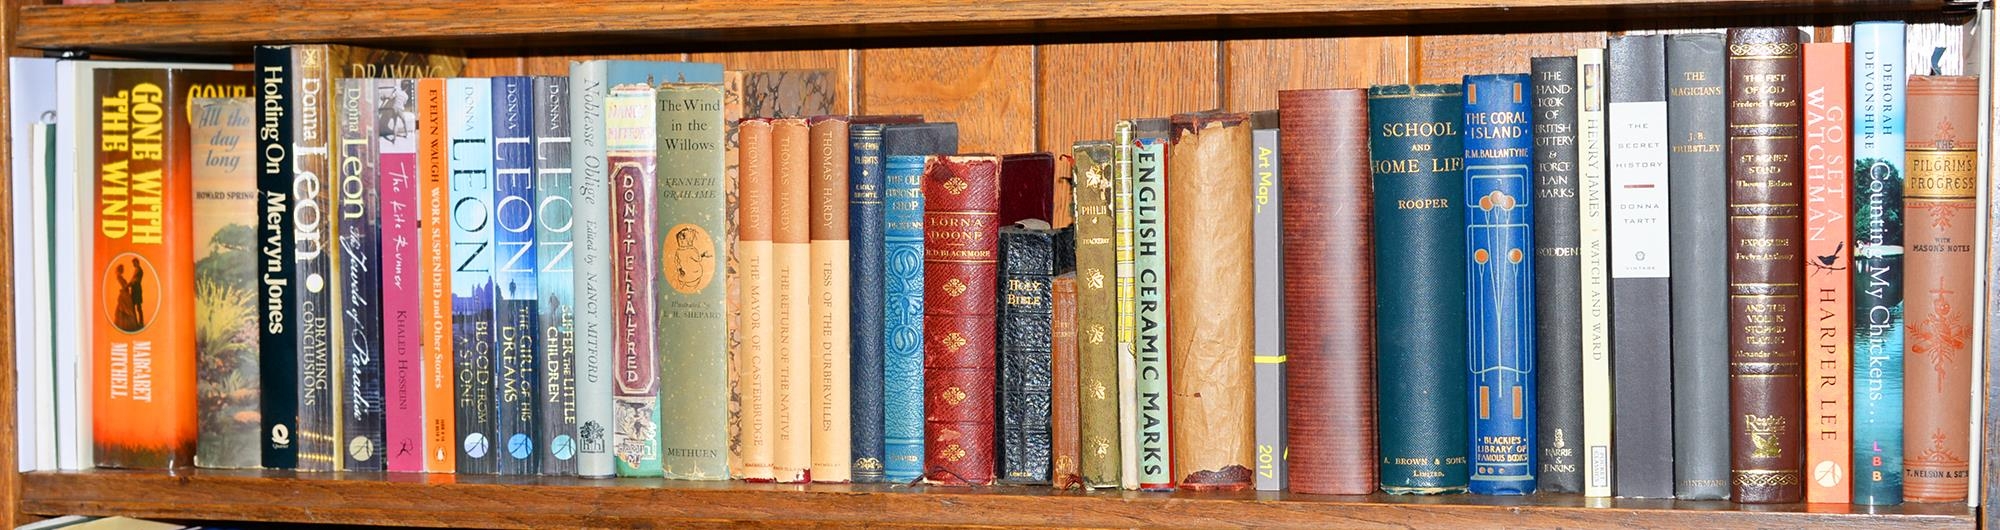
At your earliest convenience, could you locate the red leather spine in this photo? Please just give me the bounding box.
[922,155,1003,485]
[1277,88,1378,494]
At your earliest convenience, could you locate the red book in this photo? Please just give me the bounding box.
[922,154,1002,485]
[1801,41,1852,504]
[1276,88,1377,495]
[1902,75,1980,503]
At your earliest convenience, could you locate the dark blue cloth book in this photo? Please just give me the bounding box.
[1462,73,1537,495]
[849,123,888,482]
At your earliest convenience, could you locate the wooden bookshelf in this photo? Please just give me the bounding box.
[1,0,1994,529]
[11,0,1957,56]
[18,469,1979,529]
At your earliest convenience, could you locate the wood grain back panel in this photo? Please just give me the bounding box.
[1036,41,1220,153]
[1417,32,1610,81]
[1223,37,1413,111]
[859,46,1035,154]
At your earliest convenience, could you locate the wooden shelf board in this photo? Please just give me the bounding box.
[18,0,1951,56]
[19,469,1977,529]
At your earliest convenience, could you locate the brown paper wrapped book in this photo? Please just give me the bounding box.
[1166,112,1256,491]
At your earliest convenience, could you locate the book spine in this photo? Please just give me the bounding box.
[492,76,540,475]
[1070,141,1121,488]
[1803,42,1854,504]
[922,155,1002,486]
[1606,35,1673,499]
[608,83,661,477]
[1576,48,1615,498]
[1051,272,1083,489]
[336,78,385,472]
[192,95,262,470]
[655,84,731,480]
[1367,84,1470,494]
[1901,74,1979,503]
[254,46,302,470]
[1166,113,1255,491]
[1251,125,1286,493]
[738,119,777,481]
[1665,33,1731,501]
[998,227,1062,485]
[1112,122,1140,491]
[1725,27,1807,504]
[772,117,812,483]
[448,78,498,475]
[1851,20,1907,506]
[533,75,579,476]
[293,46,340,473]
[568,62,614,479]
[1277,89,1374,495]
[723,71,745,480]
[881,148,928,484]
[848,123,888,482]
[1132,128,1173,491]
[418,78,457,474]
[377,78,425,474]
[1529,56,1583,494]
[1462,73,1537,495]
[809,116,853,483]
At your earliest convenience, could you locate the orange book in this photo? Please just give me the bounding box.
[92,68,251,469]
[418,78,457,473]
[1801,42,1852,504]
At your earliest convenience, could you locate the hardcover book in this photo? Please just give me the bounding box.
[656,83,731,481]
[335,78,385,472]
[997,223,1072,485]
[1803,42,1854,503]
[1128,119,1174,491]
[1276,89,1374,495]
[721,71,746,480]
[1001,153,1057,227]
[532,75,580,476]
[738,118,777,481]
[1368,84,1470,494]
[1725,27,1807,504]
[1576,47,1615,499]
[191,96,261,470]
[923,155,1004,486]
[1070,140,1121,489]
[848,122,888,482]
[608,83,662,477]
[1167,112,1256,491]
[1052,272,1083,489]
[1250,112,1286,493]
[1850,20,1908,506]
[808,116,853,483]
[93,68,250,469]
[1462,73,1537,495]
[882,123,958,483]
[1606,35,1673,499]
[1665,33,1731,501]
[376,78,425,474]
[1902,74,1979,503]
[252,45,463,471]
[491,76,541,476]
[448,78,499,475]
[417,78,455,473]
[1529,56,1582,494]
[772,117,813,483]
[567,59,726,478]
[1113,121,1142,491]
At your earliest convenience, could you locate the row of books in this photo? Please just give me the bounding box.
[10,19,1992,506]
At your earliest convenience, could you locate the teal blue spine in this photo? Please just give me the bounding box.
[882,153,926,483]
[1462,74,1537,495]
[1851,20,1906,506]
[448,78,498,475]
[1368,83,1471,494]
